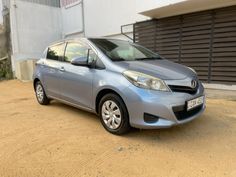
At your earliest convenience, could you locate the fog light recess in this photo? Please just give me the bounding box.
[144,113,159,123]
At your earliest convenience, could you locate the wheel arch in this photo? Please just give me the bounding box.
[33,78,40,91]
[95,88,128,115]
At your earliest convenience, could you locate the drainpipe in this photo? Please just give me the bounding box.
[81,0,85,36]
[64,0,85,38]
[11,0,20,55]
[6,0,19,73]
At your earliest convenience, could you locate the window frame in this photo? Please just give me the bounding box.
[46,42,66,62]
[63,41,98,64]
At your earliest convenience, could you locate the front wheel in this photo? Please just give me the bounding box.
[99,93,130,135]
[35,81,50,105]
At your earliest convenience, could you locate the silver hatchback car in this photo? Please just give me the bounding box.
[33,38,205,134]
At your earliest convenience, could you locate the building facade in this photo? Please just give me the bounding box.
[0,0,236,85]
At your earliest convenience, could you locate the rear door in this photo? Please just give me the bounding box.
[59,41,95,109]
[43,43,65,98]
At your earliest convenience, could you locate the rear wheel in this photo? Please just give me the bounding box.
[35,81,50,105]
[99,93,130,135]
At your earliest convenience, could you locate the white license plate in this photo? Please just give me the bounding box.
[187,96,204,111]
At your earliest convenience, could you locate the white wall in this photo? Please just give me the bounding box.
[135,0,187,14]
[0,0,3,24]
[61,2,84,37]
[10,0,62,70]
[62,0,187,39]
[62,0,150,39]
[83,0,149,38]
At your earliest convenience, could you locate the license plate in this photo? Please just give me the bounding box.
[187,96,204,111]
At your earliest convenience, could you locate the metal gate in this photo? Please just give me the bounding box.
[134,6,236,85]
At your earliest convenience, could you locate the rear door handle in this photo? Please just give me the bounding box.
[59,67,65,72]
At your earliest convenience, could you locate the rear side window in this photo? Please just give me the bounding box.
[64,42,89,62]
[47,43,65,61]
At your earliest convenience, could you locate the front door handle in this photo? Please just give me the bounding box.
[59,67,65,72]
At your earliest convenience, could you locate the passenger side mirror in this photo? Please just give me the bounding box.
[71,56,89,66]
[70,49,95,67]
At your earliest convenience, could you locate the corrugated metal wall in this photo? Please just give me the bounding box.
[134,6,236,85]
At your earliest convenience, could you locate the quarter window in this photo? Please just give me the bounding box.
[47,43,65,61]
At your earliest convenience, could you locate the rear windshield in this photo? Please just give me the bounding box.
[89,39,162,62]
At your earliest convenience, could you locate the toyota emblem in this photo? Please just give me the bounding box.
[191,80,197,88]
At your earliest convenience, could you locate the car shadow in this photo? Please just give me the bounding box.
[124,112,231,145]
[48,102,229,144]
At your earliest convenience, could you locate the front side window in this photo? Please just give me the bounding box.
[64,42,88,62]
[89,39,162,62]
[47,43,65,61]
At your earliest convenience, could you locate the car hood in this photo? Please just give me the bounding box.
[114,59,196,80]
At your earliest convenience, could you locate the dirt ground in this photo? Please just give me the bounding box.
[0,80,235,177]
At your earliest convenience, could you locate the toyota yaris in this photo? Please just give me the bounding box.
[33,38,205,134]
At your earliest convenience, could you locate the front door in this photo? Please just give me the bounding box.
[59,41,95,109]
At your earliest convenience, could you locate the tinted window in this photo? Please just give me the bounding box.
[90,39,162,62]
[64,42,89,62]
[47,43,65,61]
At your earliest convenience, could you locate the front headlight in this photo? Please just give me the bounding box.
[123,70,170,91]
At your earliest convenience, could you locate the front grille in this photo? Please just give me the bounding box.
[168,83,198,94]
[173,105,203,121]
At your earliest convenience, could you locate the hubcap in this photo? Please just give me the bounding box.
[102,100,121,130]
[36,84,44,102]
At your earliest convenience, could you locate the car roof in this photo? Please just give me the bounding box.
[48,37,130,47]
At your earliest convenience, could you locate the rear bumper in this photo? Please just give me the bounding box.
[122,82,205,129]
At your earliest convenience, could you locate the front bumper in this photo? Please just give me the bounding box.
[122,82,205,129]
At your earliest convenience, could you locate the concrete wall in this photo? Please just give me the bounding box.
[10,0,62,71]
[0,25,6,56]
[135,0,187,14]
[62,0,187,39]
[0,16,12,79]
[62,0,150,39]
[61,2,84,37]
[83,0,149,38]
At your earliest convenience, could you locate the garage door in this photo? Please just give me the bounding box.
[134,6,236,85]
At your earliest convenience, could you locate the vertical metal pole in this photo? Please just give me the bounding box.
[208,10,215,83]
[81,0,85,36]
[133,23,135,43]
[154,20,157,52]
[178,15,183,63]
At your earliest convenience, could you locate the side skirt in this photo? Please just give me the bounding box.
[48,95,96,114]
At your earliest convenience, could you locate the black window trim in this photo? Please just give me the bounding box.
[46,42,66,62]
[46,39,106,69]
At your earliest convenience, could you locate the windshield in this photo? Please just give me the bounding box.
[89,39,162,62]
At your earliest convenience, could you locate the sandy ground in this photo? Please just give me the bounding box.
[0,80,235,177]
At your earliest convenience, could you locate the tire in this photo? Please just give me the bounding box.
[35,81,50,105]
[98,93,130,135]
